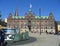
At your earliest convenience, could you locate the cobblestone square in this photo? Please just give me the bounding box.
[7,32,60,46]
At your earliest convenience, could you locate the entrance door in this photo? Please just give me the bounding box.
[28,20,31,31]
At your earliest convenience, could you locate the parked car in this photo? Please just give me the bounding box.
[3,29,16,41]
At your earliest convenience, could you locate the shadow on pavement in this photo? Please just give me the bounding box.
[54,33,60,35]
[8,37,37,46]
[59,43,60,46]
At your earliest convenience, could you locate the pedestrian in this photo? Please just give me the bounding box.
[40,30,41,35]
[46,30,48,34]
[0,29,5,46]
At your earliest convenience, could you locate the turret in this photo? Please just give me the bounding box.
[8,13,12,19]
[48,12,55,20]
[14,8,18,16]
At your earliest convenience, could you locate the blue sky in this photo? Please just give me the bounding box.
[0,0,60,21]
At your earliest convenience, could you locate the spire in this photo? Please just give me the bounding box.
[0,11,2,20]
[39,8,41,17]
[15,8,18,16]
[49,12,53,16]
[29,3,32,12]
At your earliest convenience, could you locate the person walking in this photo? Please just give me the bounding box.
[46,30,48,34]
[0,29,5,46]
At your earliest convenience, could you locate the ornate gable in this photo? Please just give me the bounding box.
[25,11,35,20]
[48,12,55,20]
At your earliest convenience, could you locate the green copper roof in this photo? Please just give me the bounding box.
[41,16,48,19]
[35,16,48,19]
[12,16,48,19]
[19,16,25,19]
[12,16,18,19]
[35,16,40,19]
[12,16,25,19]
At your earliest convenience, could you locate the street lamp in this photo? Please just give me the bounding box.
[39,8,41,35]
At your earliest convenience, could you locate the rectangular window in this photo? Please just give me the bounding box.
[51,27,53,29]
[46,27,47,29]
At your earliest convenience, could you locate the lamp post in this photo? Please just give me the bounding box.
[0,11,1,19]
[39,8,41,35]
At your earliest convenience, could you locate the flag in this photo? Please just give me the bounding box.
[30,4,32,8]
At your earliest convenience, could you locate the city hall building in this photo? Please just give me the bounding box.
[7,7,55,33]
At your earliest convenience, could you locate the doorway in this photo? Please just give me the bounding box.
[28,20,31,31]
